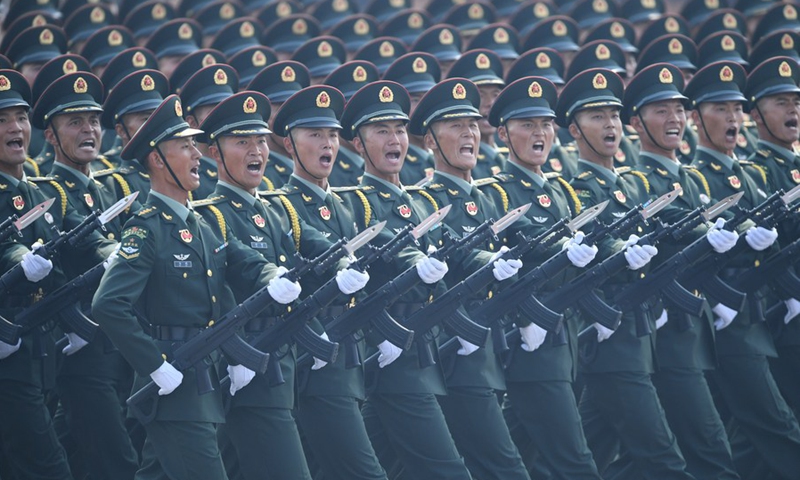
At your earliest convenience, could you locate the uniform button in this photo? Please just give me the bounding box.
[754,260,760,267]
[640,273,646,279]
[489,242,494,249]
[279,254,286,262]
[287,306,292,313]
[208,320,215,326]
[183,273,188,279]
[439,240,443,245]
[207,269,213,277]
[211,296,216,303]
[37,238,43,244]
[487,290,493,299]
[108,233,115,240]
[162,353,167,360]
[637,226,643,233]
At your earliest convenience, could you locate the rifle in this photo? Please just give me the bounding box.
[362,203,536,370]
[126,221,383,425]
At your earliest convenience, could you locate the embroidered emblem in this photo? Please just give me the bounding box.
[12,195,24,210]
[179,229,193,242]
[728,175,741,188]
[252,213,266,227]
[84,193,94,208]
[614,190,626,202]
[397,204,412,218]
[465,201,478,215]
[538,194,551,207]
[319,205,331,220]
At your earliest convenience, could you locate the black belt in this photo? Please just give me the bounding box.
[151,325,203,341]
[244,316,281,332]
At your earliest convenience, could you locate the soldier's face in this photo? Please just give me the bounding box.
[117,110,153,145]
[478,85,501,138]
[693,101,743,154]
[500,116,554,169]
[158,135,202,192]
[570,107,622,161]
[354,120,408,177]
[284,127,340,181]
[753,93,800,147]
[46,112,101,165]
[0,107,31,172]
[636,100,687,154]
[158,55,183,79]
[426,117,480,173]
[212,134,269,192]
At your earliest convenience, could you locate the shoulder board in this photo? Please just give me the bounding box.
[27,176,56,182]
[564,144,578,151]
[496,147,509,154]
[137,205,158,218]
[473,177,498,187]
[257,189,287,196]
[191,195,226,207]
[616,166,632,173]
[738,160,753,165]
[425,183,446,191]
[91,168,118,178]
[756,149,770,159]
[544,172,561,179]
[403,185,423,191]
[576,170,594,180]
[493,172,513,182]
[330,186,363,192]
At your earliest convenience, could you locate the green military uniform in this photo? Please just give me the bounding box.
[687,61,800,480]
[483,76,602,480]
[30,71,138,480]
[408,78,530,480]
[337,81,471,479]
[399,142,434,186]
[265,151,293,188]
[329,146,364,187]
[272,86,387,480]
[555,69,693,479]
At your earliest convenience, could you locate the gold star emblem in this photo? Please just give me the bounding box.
[214,69,228,85]
[528,81,542,98]
[74,77,88,94]
[316,91,331,108]
[141,74,155,91]
[592,73,607,89]
[379,86,394,103]
[281,66,296,82]
[535,52,551,69]
[452,83,466,100]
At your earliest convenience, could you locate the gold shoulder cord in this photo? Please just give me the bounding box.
[98,156,115,170]
[556,176,582,215]
[627,170,650,194]
[489,183,509,213]
[353,189,372,228]
[415,189,439,212]
[47,181,68,217]
[111,174,133,213]
[686,168,711,198]
[25,158,40,177]
[278,195,302,250]
[749,164,768,186]
[206,205,227,243]
[262,176,275,191]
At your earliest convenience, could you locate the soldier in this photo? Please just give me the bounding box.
[144,18,202,79]
[685,60,800,480]
[625,63,741,480]
[271,85,387,480]
[291,36,347,85]
[338,80,471,479]
[30,70,140,480]
[410,24,462,78]
[486,76,602,480]
[555,68,692,479]
[408,77,530,480]
[91,94,301,480]
[261,14,321,62]
[196,90,369,480]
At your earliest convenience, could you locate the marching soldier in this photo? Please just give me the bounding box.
[408,77,530,480]
[91,94,302,480]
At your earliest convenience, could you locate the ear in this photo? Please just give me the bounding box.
[114,123,128,143]
[186,114,199,129]
[497,125,508,144]
[43,124,57,146]
[423,131,437,151]
[148,150,162,168]
[283,135,295,157]
[351,134,366,156]
[568,121,581,140]
[749,105,763,125]
[629,115,644,136]
[207,141,220,161]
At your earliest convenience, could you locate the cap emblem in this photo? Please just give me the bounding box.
[611,22,625,38]
[252,50,267,67]
[493,28,509,44]
[593,0,608,13]
[276,2,292,17]
[40,28,54,45]
[290,19,307,35]
[721,35,735,52]
[413,57,427,73]
[32,14,47,26]
[642,0,656,8]
[243,96,257,113]
[533,3,549,17]
[553,20,567,37]
[318,41,332,57]
[722,13,737,29]
[596,44,610,60]
[528,81,542,98]
[199,54,215,67]
[152,3,166,19]
[108,29,123,46]
[240,21,254,38]
[63,59,78,74]
[353,66,367,82]
[785,5,797,20]
[333,0,348,12]
[390,0,405,7]
[178,23,193,40]
[780,61,792,78]
[0,76,10,91]
[668,38,683,54]
[90,7,106,23]
[476,53,490,69]
[468,4,484,19]
[354,18,370,35]
[175,99,183,116]
[592,72,607,89]
[665,17,679,33]
[142,74,155,91]
[659,67,673,83]
[281,66,296,82]
[705,0,719,8]
[220,3,235,19]
[74,77,88,94]
[379,41,395,57]
[132,51,147,67]
[719,65,734,82]
[782,33,795,49]
[452,83,467,100]
[214,68,228,85]
[316,91,331,108]
[379,86,394,103]
[535,52,551,68]
[408,12,423,28]
[439,28,454,45]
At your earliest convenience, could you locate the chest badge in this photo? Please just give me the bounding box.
[252,213,266,227]
[736,133,747,148]
[12,195,24,210]
[728,175,741,188]
[465,201,479,215]
[679,140,691,155]
[791,169,800,183]
[84,193,94,208]
[613,190,626,203]
[614,150,626,163]
[319,205,331,220]
[549,158,563,172]
[397,204,412,218]
[179,229,193,243]
[537,194,551,207]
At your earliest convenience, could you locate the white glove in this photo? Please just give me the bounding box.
[706,218,739,253]
[655,309,668,330]
[227,364,256,396]
[745,226,778,251]
[267,266,302,304]
[377,340,402,368]
[712,303,738,331]
[416,253,449,284]
[0,339,21,360]
[519,323,547,352]
[21,242,52,282]
[103,243,121,270]
[336,266,370,294]
[623,234,658,270]
[311,331,330,370]
[491,246,523,281]
[563,231,598,268]
[456,336,480,356]
[593,323,615,342]
[784,298,800,325]
[61,332,89,356]
[150,361,183,396]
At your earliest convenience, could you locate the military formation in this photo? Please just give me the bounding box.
[1,0,800,479]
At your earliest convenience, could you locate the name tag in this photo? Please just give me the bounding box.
[251,242,268,249]
[173,261,192,268]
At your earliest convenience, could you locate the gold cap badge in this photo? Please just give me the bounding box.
[281,66,296,82]
[379,86,394,103]
[243,96,257,113]
[592,73,607,89]
[74,77,88,94]
[316,91,331,108]
[452,83,466,100]
[528,81,542,98]
[659,67,673,83]
[141,74,155,91]
[214,68,228,85]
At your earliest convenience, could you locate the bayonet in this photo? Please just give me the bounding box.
[410,205,451,240]
[567,200,609,232]
[98,192,138,225]
[342,220,386,257]
[641,188,681,220]
[490,203,531,236]
[14,198,55,231]
[702,192,743,222]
